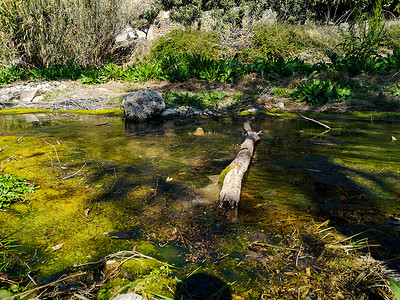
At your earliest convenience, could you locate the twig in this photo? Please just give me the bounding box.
[62,162,87,180]
[175,226,188,248]
[295,112,331,130]
[1,272,87,300]
[145,179,159,203]
[43,139,61,166]
[45,152,54,172]
[108,168,118,192]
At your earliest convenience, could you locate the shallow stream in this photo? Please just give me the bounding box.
[1,112,400,297]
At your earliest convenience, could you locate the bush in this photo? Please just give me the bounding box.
[386,23,400,49]
[0,0,136,67]
[150,29,222,59]
[250,23,339,59]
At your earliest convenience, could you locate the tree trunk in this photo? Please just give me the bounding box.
[218,121,261,218]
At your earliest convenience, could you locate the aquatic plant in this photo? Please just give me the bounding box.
[0,174,35,208]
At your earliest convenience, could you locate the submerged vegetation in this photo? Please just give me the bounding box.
[0,0,400,299]
[0,114,399,299]
[0,174,35,208]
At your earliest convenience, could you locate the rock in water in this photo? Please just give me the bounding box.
[123,89,165,122]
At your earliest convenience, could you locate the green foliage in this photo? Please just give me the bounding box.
[341,1,386,60]
[78,67,105,84]
[163,91,228,109]
[170,2,202,26]
[385,48,400,71]
[386,24,400,49]
[291,79,351,105]
[327,0,387,75]
[326,52,386,75]
[163,92,206,109]
[251,23,336,59]
[0,174,35,208]
[391,84,400,96]
[390,279,400,300]
[199,91,228,107]
[0,237,17,274]
[150,29,221,60]
[0,66,25,85]
[160,53,245,83]
[125,60,164,82]
[249,56,318,78]
[27,59,85,80]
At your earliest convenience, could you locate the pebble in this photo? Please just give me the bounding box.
[247,108,259,113]
[276,101,285,109]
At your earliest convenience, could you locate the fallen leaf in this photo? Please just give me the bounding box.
[84,208,90,218]
[51,243,64,251]
[43,229,54,236]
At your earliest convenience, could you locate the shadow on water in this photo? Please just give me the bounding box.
[240,115,400,261]
[174,273,233,300]
[2,113,400,296]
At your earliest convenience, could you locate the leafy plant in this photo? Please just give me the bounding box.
[391,84,400,97]
[103,63,125,81]
[291,79,350,105]
[390,279,400,300]
[0,66,25,85]
[0,174,35,208]
[197,91,228,107]
[328,0,387,75]
[78,67,105,84]
[385,48,400,71]
[163,92,206,109]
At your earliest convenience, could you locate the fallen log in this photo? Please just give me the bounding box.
[218,121,261,217]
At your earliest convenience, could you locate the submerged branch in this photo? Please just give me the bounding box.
[295,112,331,130]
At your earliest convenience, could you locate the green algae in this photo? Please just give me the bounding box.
[218,164,232,184]
[0,108,122,115]
[1,112,400,298]
[99,265,176,300]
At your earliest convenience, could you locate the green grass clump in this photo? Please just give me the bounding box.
[0,174,35,208]
[163,91,228,109]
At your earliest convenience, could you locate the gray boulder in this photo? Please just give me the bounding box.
[123,89,165,122]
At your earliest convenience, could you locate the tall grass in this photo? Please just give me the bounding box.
[0,0,137,67]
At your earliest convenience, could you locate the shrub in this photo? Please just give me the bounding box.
[0,0,136,67]
[386,23,400,49]
[250,23,339,59]
[150,29,222,59]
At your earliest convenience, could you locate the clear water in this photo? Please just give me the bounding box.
[1,112,400,294]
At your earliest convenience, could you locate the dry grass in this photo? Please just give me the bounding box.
[0,0,145,67]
